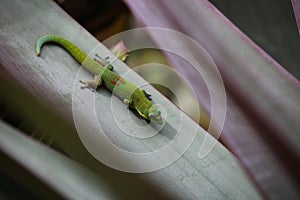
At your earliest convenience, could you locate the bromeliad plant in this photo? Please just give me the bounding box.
[123,0,300,199]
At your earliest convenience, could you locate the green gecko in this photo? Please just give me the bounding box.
[36,35,163,124]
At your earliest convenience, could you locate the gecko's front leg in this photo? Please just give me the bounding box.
[79,75,102,92]
[143,90,152,101]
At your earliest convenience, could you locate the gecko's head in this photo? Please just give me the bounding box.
[149,106,163,125]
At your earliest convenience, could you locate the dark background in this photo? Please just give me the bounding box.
[209,0,300,80]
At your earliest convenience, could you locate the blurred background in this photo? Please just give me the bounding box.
[56,0,300,79]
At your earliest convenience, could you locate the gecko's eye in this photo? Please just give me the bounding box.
[149,113,155,119]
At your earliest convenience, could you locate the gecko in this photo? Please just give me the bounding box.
[36,35,163,124]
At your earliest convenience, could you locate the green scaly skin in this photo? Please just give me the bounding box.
[36,35,163,124]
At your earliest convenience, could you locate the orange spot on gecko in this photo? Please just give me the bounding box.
[119,78,126,85]
[110,80,119,86]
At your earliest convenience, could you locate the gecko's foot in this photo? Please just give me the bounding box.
[79,80,97,92]
[94,54,109,65]
[123,99,130,106]
[94,54,113,71]
[79,75,102,92]
[80,86,96,92]
[143,90,152,101]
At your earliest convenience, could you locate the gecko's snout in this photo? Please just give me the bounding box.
[149,106,163,125]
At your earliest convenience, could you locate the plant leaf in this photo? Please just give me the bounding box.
[292,0,300,33]
[123,0,300,198]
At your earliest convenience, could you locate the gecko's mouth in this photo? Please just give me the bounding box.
[149,110,163,125]
[155,117,164,125]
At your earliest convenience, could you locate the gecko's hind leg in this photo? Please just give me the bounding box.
[94,54,109,65]
[80,75,102,92]
[94,54,114,71]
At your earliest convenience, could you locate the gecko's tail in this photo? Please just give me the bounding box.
[36,35,59,56]
[35,36,45,56]
[35,35,87,63]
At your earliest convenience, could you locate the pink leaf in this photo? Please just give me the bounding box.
[124,0,300,198]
